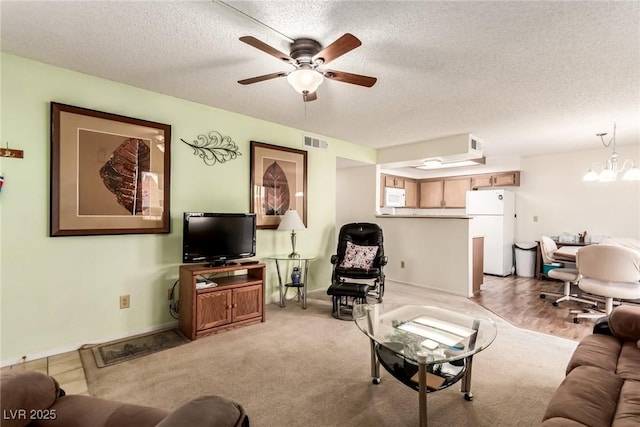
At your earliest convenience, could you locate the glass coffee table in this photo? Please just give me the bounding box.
[353,303,497,427]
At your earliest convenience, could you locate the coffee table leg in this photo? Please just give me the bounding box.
[461,355,474,401]
[370,340,381,384]
[417,354,428,427]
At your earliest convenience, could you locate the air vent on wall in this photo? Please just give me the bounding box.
[303,135,328,150]
[469,135,483,153]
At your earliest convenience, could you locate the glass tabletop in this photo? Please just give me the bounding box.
[267,255,315,261]
[353,303,497,365]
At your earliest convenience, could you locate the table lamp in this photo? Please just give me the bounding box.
[277,210,305,258]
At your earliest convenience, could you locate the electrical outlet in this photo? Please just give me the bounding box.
[167,289,173,301]
[533,215,539,222]
[119,295,130,309]
[401,260,405,268]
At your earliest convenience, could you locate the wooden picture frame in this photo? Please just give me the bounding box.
[250,141,307,229]
[50,102,171,236]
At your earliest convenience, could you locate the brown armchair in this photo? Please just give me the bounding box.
[0,370,248,427]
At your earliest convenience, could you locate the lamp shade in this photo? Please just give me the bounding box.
[622,166,640,181]
[582,170,600,182]
[599,168,617,182]
[287,69,323,94]
[277,210,305,231]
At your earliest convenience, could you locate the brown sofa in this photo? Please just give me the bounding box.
[0,370,248,427]
[541,305,640,426]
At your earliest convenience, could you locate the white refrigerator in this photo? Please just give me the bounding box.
[466,189,516,276]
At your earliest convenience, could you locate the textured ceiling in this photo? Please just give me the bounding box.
[1,0,639,158]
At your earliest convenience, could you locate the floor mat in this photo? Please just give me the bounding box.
[89,328,189,368]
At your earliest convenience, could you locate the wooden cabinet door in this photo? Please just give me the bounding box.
[471,175,493,189]
[384,175,404,188]
[384,175,396,188]
[197,289,232,331]
[443,177,471,208]
[419,180,444,208]
[493,172,520,186]
[404,179,418,208]
[233,284,263,322]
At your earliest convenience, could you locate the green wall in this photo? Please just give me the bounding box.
[0,53,376,364]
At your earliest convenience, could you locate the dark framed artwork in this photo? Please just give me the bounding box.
[250,141,307,229]
[50,102,171,236]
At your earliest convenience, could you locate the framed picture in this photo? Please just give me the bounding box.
[50,102,171,236]
[250,141,307,229]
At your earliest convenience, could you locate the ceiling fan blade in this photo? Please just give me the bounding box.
[238,72,287,85]
[303,91,318,102]
[324,69,377,87]
[313,33,361,65]
[240,36,293,63]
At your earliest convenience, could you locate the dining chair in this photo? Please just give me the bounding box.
[539,236,597,308]
[572,244,640,323]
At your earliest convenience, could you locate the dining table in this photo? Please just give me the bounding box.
[553,245,581,262]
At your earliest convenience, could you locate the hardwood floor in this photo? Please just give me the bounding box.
[471,275,596,341]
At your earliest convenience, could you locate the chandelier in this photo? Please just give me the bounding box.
[582,124,640,182]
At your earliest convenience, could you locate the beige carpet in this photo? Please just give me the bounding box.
[80,282,578,426]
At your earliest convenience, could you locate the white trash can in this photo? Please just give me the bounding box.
[514,242,537,277]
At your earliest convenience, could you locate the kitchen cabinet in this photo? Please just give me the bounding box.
[418,177,471,208]
[443,177,471,208]
[404,179,418,208]
[418,179,444,208]
[381,174,417,208]
[471,171,520,189]
[384,175,405,189]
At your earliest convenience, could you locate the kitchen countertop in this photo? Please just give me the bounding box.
[376,214,472,219]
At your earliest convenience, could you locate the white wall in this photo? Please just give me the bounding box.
[375,216,472,296]
[516,146,640,242]
[336,164,378,227]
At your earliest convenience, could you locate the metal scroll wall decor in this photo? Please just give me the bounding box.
[180,131,242,166]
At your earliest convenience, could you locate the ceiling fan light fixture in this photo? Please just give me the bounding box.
[287,68,324,95]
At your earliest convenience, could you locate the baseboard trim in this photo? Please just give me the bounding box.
[387,278,470,297]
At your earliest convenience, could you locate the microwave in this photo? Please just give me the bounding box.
[384,187,406,207]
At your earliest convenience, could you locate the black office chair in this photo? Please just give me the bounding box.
[326,222,388,319]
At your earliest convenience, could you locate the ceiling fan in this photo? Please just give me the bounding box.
[238,33,377,102]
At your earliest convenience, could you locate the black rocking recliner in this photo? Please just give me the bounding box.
[327,222,387,319]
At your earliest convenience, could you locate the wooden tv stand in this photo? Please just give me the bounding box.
[178,262,266,340]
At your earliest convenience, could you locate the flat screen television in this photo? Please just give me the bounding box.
[182,212,256,266]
